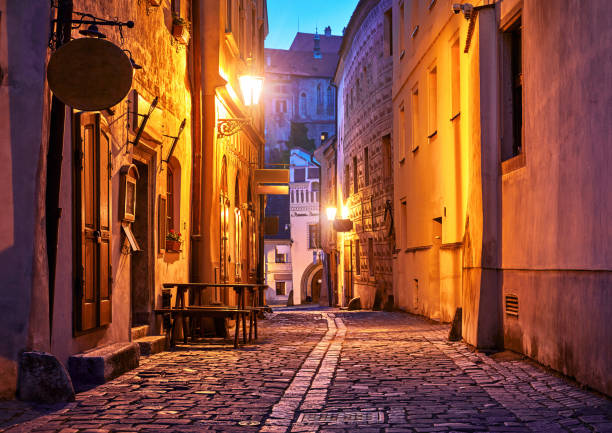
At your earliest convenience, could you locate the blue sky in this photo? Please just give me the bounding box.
[265,0,360,49]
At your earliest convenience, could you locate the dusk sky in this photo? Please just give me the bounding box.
[265,0,360,49]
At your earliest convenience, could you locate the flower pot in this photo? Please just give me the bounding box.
[172,24,190,45]
[166,239,181,252]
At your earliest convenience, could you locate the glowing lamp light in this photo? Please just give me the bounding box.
[326,207,337,221]
[341,204,350,219]
[239,75,264,106]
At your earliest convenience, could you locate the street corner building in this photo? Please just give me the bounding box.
[332,0,395,310]
[389,0,611,396]
[0,0,268,400]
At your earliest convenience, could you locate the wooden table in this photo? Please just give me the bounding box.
[158,282,269,348]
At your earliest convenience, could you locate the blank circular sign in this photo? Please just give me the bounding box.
[47,38,133,111]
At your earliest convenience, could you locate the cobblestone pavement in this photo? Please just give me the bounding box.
[1,310,611,433]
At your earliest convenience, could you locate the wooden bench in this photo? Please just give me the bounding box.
[156,282,270,348]
[154,307,251,348]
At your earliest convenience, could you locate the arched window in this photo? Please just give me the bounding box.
[220,157,229,285]
[234,173,243,280]
[327,86,334,115]
[299,92,307,116]
[317,84,323,114]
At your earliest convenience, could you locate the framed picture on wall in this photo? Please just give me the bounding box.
[119,165,139,222]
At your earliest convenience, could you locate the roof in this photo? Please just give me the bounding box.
[265,48,339,77]
[289,32,343,53]
[265,195,291,240]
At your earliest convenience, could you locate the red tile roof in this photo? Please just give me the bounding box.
[265,32,342,78]
[289,32,343,53]
[265,48,339,77]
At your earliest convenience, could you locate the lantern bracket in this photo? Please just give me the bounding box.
[217,118,251,138]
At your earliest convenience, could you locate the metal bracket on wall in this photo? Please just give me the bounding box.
[130,96,159,147]
[217,118,251,138]
[162,118,186,163]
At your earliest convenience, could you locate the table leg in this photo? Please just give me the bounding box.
[234,311,239,348]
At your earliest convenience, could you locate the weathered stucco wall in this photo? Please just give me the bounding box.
[0,0,51,399]
[500,0,612,396]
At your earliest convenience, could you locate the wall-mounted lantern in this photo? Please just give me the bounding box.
[327,205,353,232]
[239,75,264,106]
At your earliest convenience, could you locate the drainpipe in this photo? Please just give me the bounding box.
[46,0,73,342]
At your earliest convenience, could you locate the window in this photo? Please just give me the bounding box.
[501,16,523,161]
[399,104,406,161]
[225,0,232,33]
[308,167,320,179]
[382,134,392,180]
[308,224,320,249]
[294,167,305,182]
[411,86,419,151]
[326,86,334,115]
[275,100,287,113]
[353,156,358,193]
[354,239,361,275]
[364,147,370,186]
[399,2,405,55]
[299,92,307,116]
[344,164,350,200]
[73,113,112,331]
[384,8,393,56]
[317,84,323,114]
[167,166,175,231]
[368,238,374,277]
[275,250,287,263]
[451,38,460,118]
[400,200,407,248]
[276,281,286,296]
[428,66,437,138]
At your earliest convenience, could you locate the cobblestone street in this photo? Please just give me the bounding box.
[1,309,610,433]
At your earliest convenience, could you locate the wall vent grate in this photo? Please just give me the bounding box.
[505,294,519,317]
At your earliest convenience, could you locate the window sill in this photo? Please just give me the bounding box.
[500,152,526,175]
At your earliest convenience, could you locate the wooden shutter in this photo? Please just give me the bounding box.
[158,194,167,252]
[74,113,112,331]
[98,125,112,325]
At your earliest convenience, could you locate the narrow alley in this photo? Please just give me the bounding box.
[2,310,610,433]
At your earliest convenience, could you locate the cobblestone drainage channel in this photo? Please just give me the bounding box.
[296,411,385,425]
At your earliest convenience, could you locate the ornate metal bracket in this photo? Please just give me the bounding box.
[49,1,135,50]
[217,118,250,138]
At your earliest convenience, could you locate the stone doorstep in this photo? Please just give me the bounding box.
[135,335,167,356]
[131,325,150,340]
[68,342,140,390]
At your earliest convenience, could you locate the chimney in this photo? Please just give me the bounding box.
[324,26,331,36]
[313,29,322,59]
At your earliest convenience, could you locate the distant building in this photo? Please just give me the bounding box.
[263,29,340,304]
[289,149,323,305]
[334,0,394,309]
[263,29,341,163]
[264,195,293,304]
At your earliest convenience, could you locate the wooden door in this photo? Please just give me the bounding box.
[74,113,112,331]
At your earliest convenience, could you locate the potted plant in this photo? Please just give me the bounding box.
[172,14,191,45]
[166,229,182,252]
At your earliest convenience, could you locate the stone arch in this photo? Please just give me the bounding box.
[300,262,323,303]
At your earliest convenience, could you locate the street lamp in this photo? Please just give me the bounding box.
[326,204,353,232]
[239,75,264,106]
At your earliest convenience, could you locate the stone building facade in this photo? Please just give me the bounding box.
[334,0,394,309]
[288,149,323,306]
[263,30,341,163]
[392,0,611,396]
[0,0,267,400]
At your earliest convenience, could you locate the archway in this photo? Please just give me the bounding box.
[300,262,323,304]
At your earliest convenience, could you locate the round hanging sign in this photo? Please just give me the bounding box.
[47,38,133,111]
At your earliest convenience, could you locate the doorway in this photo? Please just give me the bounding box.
[310,268,323,303]
[131,159,151,326]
